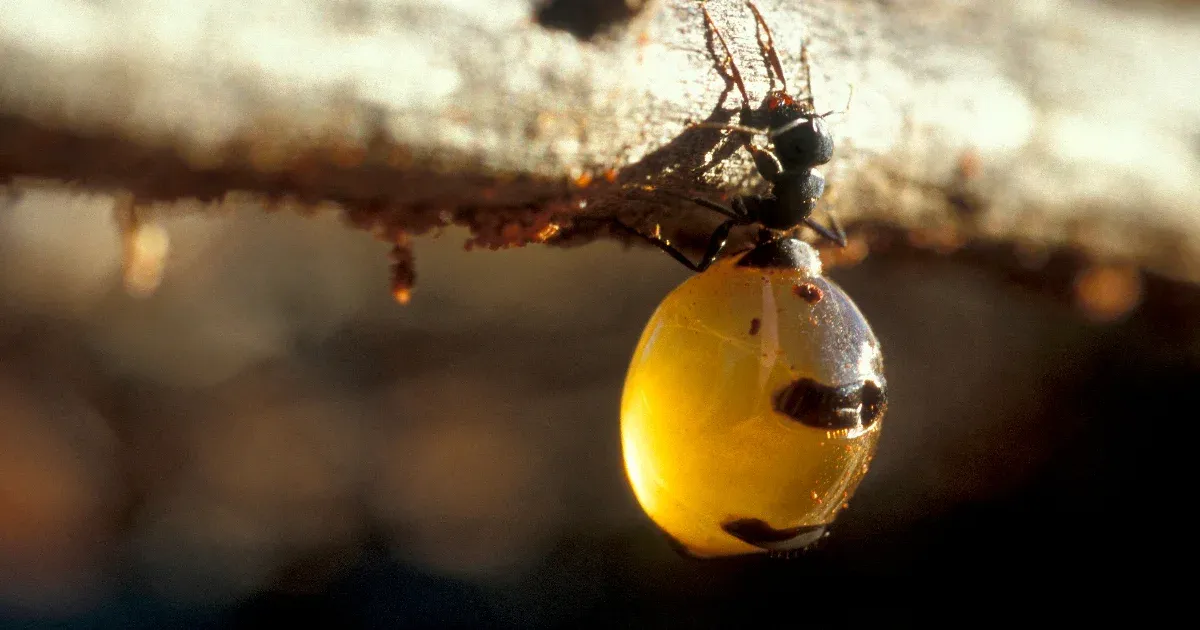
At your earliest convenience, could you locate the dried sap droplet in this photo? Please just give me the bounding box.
[620,239,886,558]
[122,222,170,297]
[793,281,823,304]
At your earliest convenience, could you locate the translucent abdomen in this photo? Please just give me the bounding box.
[621,254,885,557]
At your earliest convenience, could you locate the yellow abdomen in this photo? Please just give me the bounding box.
[621,253,885,557]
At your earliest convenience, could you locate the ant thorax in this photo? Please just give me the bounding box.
[754,168,826,230]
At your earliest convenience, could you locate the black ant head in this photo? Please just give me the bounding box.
[764,92,834,170]
[758,168,825,230]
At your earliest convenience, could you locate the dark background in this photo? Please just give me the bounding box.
[0,188,1190,627]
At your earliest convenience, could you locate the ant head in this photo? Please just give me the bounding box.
[767,105,834,170]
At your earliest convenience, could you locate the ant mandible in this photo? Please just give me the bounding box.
[616,0,850,272]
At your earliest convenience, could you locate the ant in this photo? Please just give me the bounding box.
[615,0,850,272]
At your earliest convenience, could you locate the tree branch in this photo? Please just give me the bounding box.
[2,0,1198,283]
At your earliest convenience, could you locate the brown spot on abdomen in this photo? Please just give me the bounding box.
[722,518,826,551]
[793,282,823,303]
[748,318,761,336]
[773,378,887,430]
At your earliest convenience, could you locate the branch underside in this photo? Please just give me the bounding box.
[1,0,1197,284]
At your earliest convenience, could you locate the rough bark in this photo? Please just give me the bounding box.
[2,0,1198,284]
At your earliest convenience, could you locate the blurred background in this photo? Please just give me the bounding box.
[1,186,1191,626]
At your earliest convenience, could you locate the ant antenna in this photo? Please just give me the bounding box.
[803,213,847,248]
[800,40,816,111]
[745,1,788,93]
[765,84,853,139]
[819,84,855,119]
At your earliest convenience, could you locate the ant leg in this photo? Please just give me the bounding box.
[653,189,745,221]
[701,2,751,108]
[695,218,738,270]
[732,196,768,225]
[803,215,848,248]
[746,1,788,93]
[745,144,783,180]
[612,218,738,272]
[826,212,847,242]
[611,220,701,271]
[730,196,753,218]
[686,197,745,221]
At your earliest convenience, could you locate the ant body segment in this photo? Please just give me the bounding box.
[616,1,849,272]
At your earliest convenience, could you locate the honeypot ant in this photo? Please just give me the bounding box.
[615,0,851,272]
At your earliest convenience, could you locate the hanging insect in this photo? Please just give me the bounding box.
[617,1,886,558]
